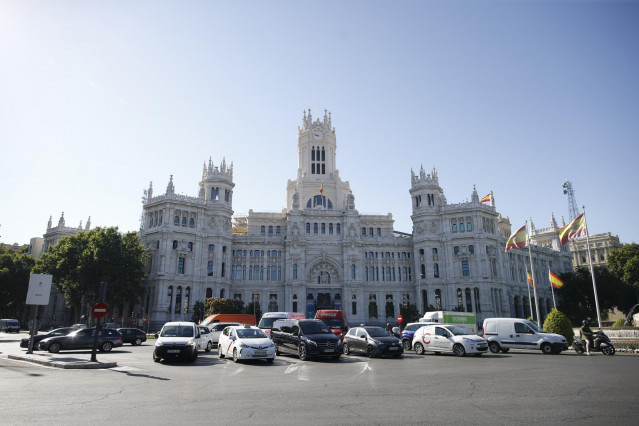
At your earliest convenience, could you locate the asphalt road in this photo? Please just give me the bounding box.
[1,332,638,425]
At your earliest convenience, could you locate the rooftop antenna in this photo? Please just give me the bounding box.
[562,180,579,222]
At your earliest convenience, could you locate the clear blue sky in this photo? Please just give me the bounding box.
[1,0,638,245]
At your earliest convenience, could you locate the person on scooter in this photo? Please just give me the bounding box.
[580,320,593,355]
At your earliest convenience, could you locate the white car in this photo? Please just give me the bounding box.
[218,325,276,363]
[197,326,214,352]
[412,324,488,357]
[207,322,241,347]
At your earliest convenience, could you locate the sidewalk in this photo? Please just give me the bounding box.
[7,352,117,369]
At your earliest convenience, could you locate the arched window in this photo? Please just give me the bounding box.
[184,287,190,314]
[206,288,212,298]
[314,223,318,234]
[187,242,193,251]
[175,287,182,314]
[465,288,472,312]
[189,218,195,227]
[306,223,310,233]
[174,216,179,225]
[268,226,273,236]
[454,246,460,255]
[435,289,442,310]
[166,286,173,313]
[293,264,298,280]
[261,226,265,236]
[220,289,225,299]
[336,224,341,234]
[434,263,440,278]
[182,216,187,226]
[208,244,215,252]
[329,223,333,234]
[467,221,472,231]
[474,288,481,313]
[432,248,438,255]
[351,264,356,279]
[469,245,474,254]
[172,240,178,249]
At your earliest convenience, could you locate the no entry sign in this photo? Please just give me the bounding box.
[92,302,108,318]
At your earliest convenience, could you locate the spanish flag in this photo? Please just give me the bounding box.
[505,225,527,252]
[557,213,586,245]
[480,193,492,203]
[527,271,536,287]
[320,183,323,194]
[549,270,564,289]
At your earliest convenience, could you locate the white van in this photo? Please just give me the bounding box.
[412,324,488,357]
[153,321,200,362]
[258,312,305,335]
[482,318,569,355]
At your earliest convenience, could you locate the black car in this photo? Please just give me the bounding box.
[39,327,123,353]
[270,319,341,361]
[117,328,147,345]
[20,327,74,349]
[342,326,403,358]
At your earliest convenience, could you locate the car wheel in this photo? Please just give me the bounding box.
[541,343,553,355]
[205,342,212,353]
[190,349,198,363]
[402,339,412,351]
[488,341,500,353]
[500,348,510,353]
[134,338,142,346]
[366,346,376,358]
[218,348,225,359]
[453,344,466,357]
[100,341,113,352]
[298,344,308,361]
[342,343,350,355]
[153,351,161,363]
[233,348,240,363]
[48,342,61,353]
[414,342,425,355]
[274,343,280,356]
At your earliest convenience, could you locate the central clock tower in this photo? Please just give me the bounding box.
[286,109,352,211]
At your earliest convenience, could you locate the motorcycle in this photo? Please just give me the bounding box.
[572,330,615,355]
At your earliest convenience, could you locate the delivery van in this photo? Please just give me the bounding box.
[420,311,477,334]
[315,310,348,339]
[258,312,306,335]
[200,314,256,327]
[482,317,569,354]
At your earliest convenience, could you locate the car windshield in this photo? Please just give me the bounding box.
[365,327,391,337]
[300,322,332,334]
[319,318,344,329]
[160,326,194,337]
[258,317,283,328]
[236,328,267,339]
[526,321,543,333]
[446,325,471,336]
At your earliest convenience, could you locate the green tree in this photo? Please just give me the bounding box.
[542,308,574,345]
[0,245,36,319]
[245,299,263,322]
[204,297,244,315]
[191,301,205,324]
[557,266,632,325]
[399,303,420,327]
[34,227,147,322]
[608,244,639,288]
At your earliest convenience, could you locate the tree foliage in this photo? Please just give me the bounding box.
[34,227,147,319]
[245,298,263,322]
[191,301,205,324]
[608,244,639,288]
[542,308,574,345]
[204,297,244,316]
[557,266,634,325]
[400,303,420,325]
[0,245,36,318]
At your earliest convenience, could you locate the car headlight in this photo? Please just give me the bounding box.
[187,339,196,346]
[239,342,248,348]
[373,339,383,345]
[155,341,163,346]
[462,338,475,343]
[307,340,318,346]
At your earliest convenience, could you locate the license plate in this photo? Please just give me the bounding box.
[253,351,266,356]
[323,348,335,353]
[389,347,399,350]
[167,349,180,354]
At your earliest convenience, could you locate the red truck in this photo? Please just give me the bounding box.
[314,310,349,340]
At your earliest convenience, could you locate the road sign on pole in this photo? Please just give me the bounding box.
[92,302,108,318]
[397,314,403,323]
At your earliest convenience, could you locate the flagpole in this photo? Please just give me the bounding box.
[527,221,542,326]
[549,267,557,310]
[582,206,603,329]
[526,267,534,321]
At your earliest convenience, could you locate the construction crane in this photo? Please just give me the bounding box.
[562,180,580,222]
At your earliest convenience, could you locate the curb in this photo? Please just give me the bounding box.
[8,354,117,369]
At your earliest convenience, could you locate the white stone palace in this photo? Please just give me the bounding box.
[139,109,573,330]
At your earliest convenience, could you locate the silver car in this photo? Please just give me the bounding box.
[207,322,241,347]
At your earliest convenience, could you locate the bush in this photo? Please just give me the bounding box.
[612,318,627,327]
[543,309,574,345]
